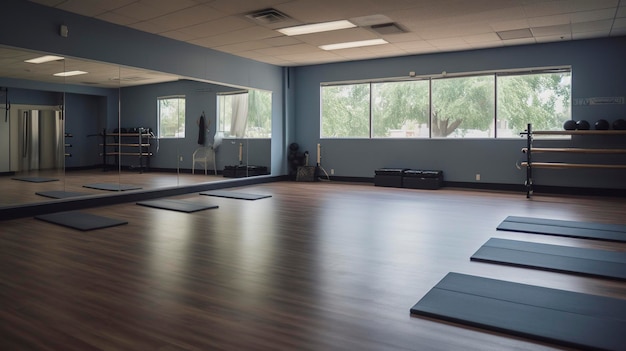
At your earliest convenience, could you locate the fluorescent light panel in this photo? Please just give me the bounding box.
[278,20,356,36]
[320,39,388,51]
[53,70,88,77]
[25,55,64,64]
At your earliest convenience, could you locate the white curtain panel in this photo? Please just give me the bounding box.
[230,93,249,138]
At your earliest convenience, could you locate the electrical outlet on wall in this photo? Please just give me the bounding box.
[331,169,335,175]
[475,173,481,181]
[179,156,183,162]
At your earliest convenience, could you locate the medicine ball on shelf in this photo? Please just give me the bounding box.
[563,120,577,130]
[289,142,299,151]
[594,119,610,130]
[576,120,590,130]
[613,119,626,130]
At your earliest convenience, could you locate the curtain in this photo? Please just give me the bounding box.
[230,93,249,138]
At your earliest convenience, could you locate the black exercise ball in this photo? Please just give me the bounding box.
[576,120,590,130]
[613,119,626,130]
[563,120,576,130]
[595,119,610,130]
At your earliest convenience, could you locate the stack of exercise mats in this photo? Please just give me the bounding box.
[411,215,626,351]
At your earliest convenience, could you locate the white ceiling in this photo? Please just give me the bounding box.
[27,0,626,66]
[3,0,625,88]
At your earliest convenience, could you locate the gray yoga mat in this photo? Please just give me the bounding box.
[12,176,59,183]
[83,183,142,191]
[410,272,626,351]
[36,190,90,199]
[471,238,626,280]
[199,190,271,200]
[497,216,626,242]
[35,211,128,231]
[137,199,219,213]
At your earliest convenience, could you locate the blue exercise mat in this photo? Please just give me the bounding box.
[411,272,626,351]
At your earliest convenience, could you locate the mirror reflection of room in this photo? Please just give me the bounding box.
[0,48,272,208]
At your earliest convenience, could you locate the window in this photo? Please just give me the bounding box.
[321,84,369,138]
[371,81,430,138]
[157,96,185,138]
[217,89,272,138]
[496,70,571,138]
[431,75,494,138]
[320,67,571,139]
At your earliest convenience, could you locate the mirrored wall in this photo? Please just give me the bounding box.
[0,45,272,208]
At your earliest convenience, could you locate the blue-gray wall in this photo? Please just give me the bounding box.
[292,37,626,189]
[3,0,625,190]
[1,0,285,176]
[120,80,271,171]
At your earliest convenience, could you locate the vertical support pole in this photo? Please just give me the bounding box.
[526,123,533,198]
[138,128,143,173]
[102,128,107,171]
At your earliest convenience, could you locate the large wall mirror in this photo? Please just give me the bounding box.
[0,45,272,209]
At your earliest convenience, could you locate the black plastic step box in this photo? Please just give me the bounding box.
[403,170,444,190]
[374,168,408,187]
[223,165,268,178]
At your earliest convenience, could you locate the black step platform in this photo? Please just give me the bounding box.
[410,272,626,351]
[497,216,626,243]
[471,238,626,280]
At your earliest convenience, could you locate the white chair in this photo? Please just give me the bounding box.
[192,146,217,175]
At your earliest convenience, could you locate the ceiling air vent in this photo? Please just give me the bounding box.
[370,23,406,35]
[246,8,291,25]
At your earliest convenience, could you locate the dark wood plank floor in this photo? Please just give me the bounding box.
[0,169,225,207]
[1,182,625,350]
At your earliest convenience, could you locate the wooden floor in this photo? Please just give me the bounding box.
[1,169,225,207]
[1,182,625,350]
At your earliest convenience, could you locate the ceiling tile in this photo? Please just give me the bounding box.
[144,5,228,32]
[95,11,138,26]
[571,20,613,33]
[177,16,254,40]
[56,0,136,17]
[215,41,272,53]
[531,24,571,37]
[254,43,320,56]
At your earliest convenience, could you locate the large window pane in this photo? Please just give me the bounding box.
[217,90,272,138]
[321,84,370,138]
[246,89,272,138]
[431,75,495,138]
[158,96,185,138]
[497,71,571,137]
[371,81,430,138]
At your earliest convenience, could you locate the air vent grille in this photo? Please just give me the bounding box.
[370,23,406,35]
[246,8,290,24]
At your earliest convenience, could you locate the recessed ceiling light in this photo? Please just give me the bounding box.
[319,39,389,51]
[53,70,88,77]
[277,20,356,36]
[25,55,64,64]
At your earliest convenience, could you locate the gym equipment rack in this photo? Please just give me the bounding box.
[520,123,626,198]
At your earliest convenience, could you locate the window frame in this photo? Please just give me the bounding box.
[320,66,572,140]
[157,95,186,139]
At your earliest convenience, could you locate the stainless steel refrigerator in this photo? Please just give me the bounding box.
[17,109,64,171]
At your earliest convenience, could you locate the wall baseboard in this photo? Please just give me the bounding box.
[327,176,626,197]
